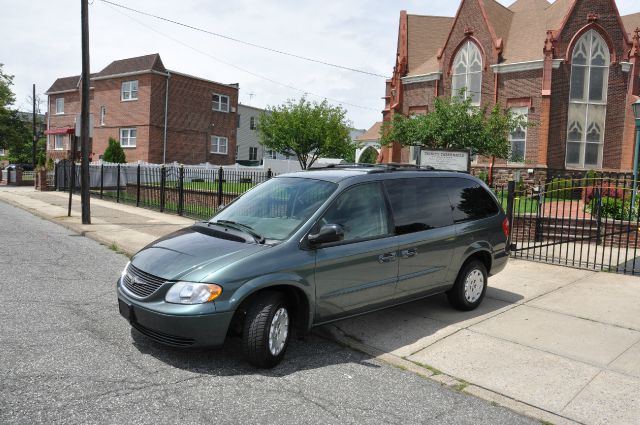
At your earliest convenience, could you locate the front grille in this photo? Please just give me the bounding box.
[122,264,167,298]
[131,321,195,347]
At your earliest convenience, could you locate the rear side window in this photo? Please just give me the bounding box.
[446,178,499,223]
[384,178,453,234]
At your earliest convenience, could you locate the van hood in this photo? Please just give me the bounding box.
[130,225,269,281]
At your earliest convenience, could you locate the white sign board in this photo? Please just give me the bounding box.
[74,113,94,137]
[419,149,470,172]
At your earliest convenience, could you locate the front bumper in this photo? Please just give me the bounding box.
[117,285,234,348]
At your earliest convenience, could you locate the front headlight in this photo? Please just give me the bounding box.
[165,282,223,304]
[121,261,130,280]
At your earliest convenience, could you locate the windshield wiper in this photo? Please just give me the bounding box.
[211,220,265,244]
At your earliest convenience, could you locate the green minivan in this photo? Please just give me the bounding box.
[117,165,509,367]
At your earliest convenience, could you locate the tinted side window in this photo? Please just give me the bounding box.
[384,178,453,234]
[321,183,391,242]
[446,178,499,223]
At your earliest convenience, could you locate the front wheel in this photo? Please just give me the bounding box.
[447,260,487,311]
[242,291,291,368]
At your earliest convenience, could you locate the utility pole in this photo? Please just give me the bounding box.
[32,84,36,167]
[80,0,91,224]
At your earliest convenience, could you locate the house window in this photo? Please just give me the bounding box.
[451,41,482,106]
[0,149,5,156]
[566,30,609,168]
[121,80,138,101]
[100,106,106,126]
[210,136,228,154]
[54,134,65,150]
[267,149,277,159]
[249,147,258,161]
[212,94,230,112]
[56,98,64,114]
[509,107,528,163]
[120,128,137,147]
[250,116,257,130]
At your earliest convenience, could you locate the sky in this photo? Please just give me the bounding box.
[1,0,638,130]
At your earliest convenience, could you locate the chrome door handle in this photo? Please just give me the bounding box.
[400,248,418,258]
[378,252,397,263]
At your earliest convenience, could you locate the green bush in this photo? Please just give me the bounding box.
[585,196,637,221]
[102,137,126,163]
[477,170,488,184]
[546,178,575,199]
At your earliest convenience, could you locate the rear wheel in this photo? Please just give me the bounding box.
[242,291,290,368]
[447,260,487,311]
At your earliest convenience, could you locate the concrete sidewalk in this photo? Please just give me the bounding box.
[1,187,639,425]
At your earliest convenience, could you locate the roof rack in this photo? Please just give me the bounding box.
[310,163,436,173]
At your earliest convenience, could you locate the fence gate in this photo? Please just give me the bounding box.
[504,174,640,275]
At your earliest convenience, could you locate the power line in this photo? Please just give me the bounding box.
[96,0,389,79]
[101,2,381,112]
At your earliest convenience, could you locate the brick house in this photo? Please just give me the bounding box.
[45,54,239,165]
[383,0,640,180]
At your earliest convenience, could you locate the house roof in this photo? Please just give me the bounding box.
[46,75,81,94]
[483,0,514,43]
[622,12,640,37]
[403,0,640,75]
[502,0,550,64]
[406,15,454,76]
[356,122,383,142]
[94,53,166,78]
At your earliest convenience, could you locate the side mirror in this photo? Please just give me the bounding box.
[308,224,344,245]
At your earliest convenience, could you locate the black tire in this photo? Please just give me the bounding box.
[447,259,488,311]
[242,291,291,368]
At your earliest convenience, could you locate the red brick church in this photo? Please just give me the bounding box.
[382,0,640,179]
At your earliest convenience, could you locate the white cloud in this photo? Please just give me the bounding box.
[0,0,637,129]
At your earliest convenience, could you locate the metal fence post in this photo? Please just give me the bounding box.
[178,165,184,216]
[99,164,104,199]
[506,180,516,250]
[116,163,121,203]
[63,161,67,191]
[160,165,166,213]
[136,164,141,207]
[217,167,224,208]
[595,188,603,245]
[267,168,272,180]
[54,162,59,191]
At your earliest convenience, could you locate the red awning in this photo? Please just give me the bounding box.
[44,127,75,135]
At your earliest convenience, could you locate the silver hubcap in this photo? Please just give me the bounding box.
[268,307,289,356]
[464,269,485,303]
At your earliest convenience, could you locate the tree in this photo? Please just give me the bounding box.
[381,91,527,181]
[359,146,379,164]
[258,97,353,169]
[0,64,46,165]
[102,137,127,163]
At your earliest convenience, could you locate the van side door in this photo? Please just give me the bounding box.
[384,178,456,300]
[313,183,398,322]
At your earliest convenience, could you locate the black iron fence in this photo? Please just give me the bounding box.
[55,162,274,220]
[491,172,640,275]
[55,162,640,276]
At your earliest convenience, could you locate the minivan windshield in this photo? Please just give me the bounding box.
[210,177,337,241]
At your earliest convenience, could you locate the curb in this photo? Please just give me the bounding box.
[320,324,581,425]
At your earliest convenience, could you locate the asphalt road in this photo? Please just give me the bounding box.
[0,200,537,425]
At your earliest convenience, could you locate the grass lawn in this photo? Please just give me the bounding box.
[494,190,539,214]
[160,180,257,193]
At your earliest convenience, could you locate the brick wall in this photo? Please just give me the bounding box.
[550,0,631,171]
[47,71,238,165]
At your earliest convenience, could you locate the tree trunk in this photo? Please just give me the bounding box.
[488,156,495,185]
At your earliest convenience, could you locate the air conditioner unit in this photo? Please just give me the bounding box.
[231,106,236,113]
